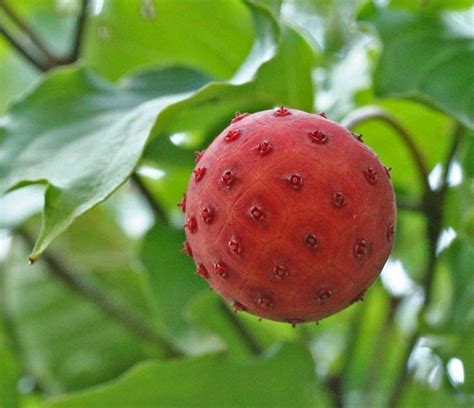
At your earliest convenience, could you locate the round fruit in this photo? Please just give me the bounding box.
[181,107,396,325]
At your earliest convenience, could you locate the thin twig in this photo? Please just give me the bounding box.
[218,301,263,356]
[326,375,344,408]
[439,122,464,197]
[131,173,168,223]
[387,123,464,408]
[0,25,49,71]
[396,197,423,212]
[0,0,56,61]
[16,228,183,358]
[68,0,89,62]
[342,106,431,193]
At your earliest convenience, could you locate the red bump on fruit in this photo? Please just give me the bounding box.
[316,289,332,304]
[363,166,378,185]
[225,129,241,142]
[200,206,214,224]
[193,166,206,182]
[221,169,235,187]
[354,240,369,258]
[183,108,396,323]
[196,263,209,279]
[387,223,395,242]
[273,265,289,279]
[184,216,197,234]
[256,294,274,309]
[194,150,205,164]
[308,129,328,144]
[287,318,304,328]
[305,233,319,249]
[228,237,241,255]
[232,301,247,313]
[231,112,249,123]
[332,192,346,208]
[214,261,228,278]
[288,174,303,190]
[257,141,273,156]
[249,205,265,221]
[350,290,365,304]
[177,194,186,213]
[274,106,291,117]
[181,241,193,257]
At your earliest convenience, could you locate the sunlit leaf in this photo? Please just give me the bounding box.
[45,343,326,408]
[362,7,474,128]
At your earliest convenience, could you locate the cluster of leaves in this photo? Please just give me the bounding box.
[0,0,473,407]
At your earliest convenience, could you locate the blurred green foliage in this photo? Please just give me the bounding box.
[0,0,473,407]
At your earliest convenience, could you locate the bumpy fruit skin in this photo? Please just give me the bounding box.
[182,108,396,324]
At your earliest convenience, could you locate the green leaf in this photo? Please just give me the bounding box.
[83,0,255,81]
[140,224,207,342]
[2,207,164,393]
[0,66,211,260]
[363,8,474,128]
[0,340,21,408]
[3,242,153,393]
[45,343,326,408]
[389,0,474,12]
[400,382,471,407]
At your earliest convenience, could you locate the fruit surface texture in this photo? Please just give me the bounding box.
[182,107,396,324]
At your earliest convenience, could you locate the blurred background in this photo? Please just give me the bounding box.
[0,1,473,407]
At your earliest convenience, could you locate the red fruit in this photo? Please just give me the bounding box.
[183,108,396,324]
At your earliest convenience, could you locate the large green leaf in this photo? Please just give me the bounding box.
[1,206,164,393]
[82,0,255,81]
[0,66,211,260]
[45,343,326,408]
[140,224,207,343]
[0,327,21,408]
[362,7,474,128]
[390,0,474,12]
[2,240,155,393]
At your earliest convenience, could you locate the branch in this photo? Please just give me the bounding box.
[131,173,168,223]
[397,197,423,212]
[68,0,89,62]
[16,228,183,359]
[342,106,431,193]
[386,123,464,407]
[0,0,56,61]
[218,301,263,356]
[0,25,49,71]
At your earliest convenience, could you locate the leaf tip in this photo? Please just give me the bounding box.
[28,253,39,265]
